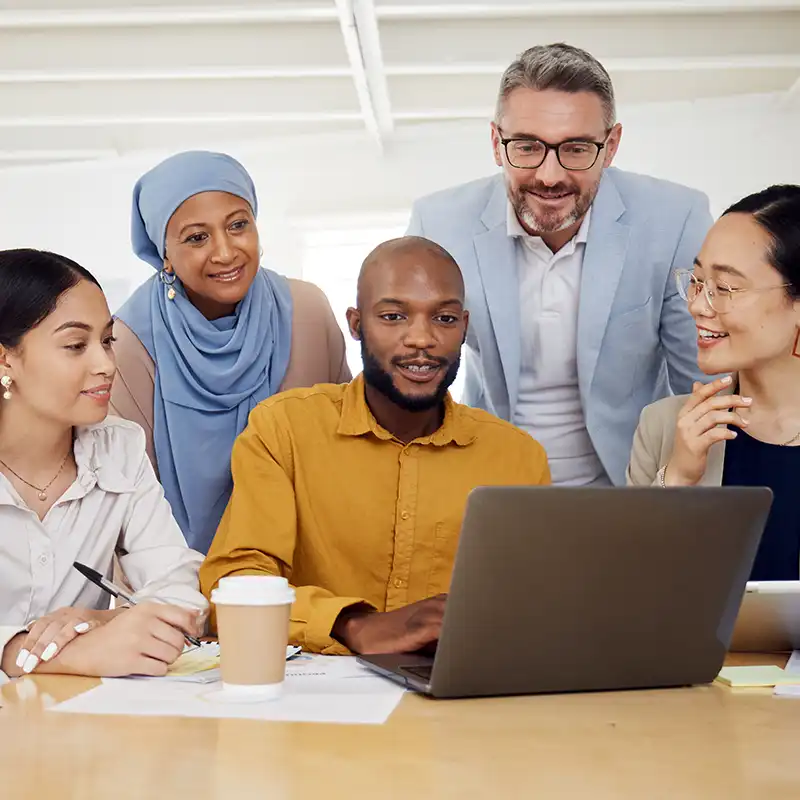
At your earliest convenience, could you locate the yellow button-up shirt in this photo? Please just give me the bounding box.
[200,376,550,653]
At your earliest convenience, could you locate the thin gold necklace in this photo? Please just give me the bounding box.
[0,449,71,501]
[734,383,800,446]
[781,430,800,447]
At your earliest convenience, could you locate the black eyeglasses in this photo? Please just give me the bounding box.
[498,129,609,171]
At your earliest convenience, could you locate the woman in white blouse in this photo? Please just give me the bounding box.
[0,249,205,680]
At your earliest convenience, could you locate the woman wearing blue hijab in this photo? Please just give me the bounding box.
[111,151,350,553]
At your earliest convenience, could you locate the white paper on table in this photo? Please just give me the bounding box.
[784,650,800,675]
[131,644,302,684]
[48,656,405,725]
[774,684,800,698]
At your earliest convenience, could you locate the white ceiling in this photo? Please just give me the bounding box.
[0,0,798,167]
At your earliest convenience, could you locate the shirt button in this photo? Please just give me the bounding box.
[400,511,410,520]
[39,554,48,565]
[393,578,405,588]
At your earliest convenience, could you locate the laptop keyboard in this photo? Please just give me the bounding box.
[401,664,433,681]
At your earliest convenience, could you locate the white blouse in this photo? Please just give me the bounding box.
[0,416,204,676]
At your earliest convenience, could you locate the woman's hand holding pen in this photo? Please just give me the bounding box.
[6,603,203,678]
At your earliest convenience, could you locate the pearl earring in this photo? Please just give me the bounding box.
[1,375,12,400]
[159,267,177,301]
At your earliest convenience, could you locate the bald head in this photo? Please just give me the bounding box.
[356,236,464,310]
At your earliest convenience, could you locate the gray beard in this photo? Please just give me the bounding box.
[509,177,601,236]
[516,200,581,234]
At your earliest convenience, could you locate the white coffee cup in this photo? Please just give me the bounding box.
[211,575,295,700]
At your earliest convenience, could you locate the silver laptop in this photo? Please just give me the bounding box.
[730,581,800,652]
[358,486,772,698]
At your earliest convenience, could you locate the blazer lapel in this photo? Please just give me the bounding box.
[474,179,522,410]
[702,442,727,485]
[577,172,631,395]
[702,380,736,485]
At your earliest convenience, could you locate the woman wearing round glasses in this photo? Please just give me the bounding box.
[627,185,800,580]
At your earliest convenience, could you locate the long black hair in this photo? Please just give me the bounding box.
[723,185,800,301]
[0,249,102,350]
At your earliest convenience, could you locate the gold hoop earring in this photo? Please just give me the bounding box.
[1,375,12,400]
[159,268,177,301]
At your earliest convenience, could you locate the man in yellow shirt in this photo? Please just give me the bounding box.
[201,236,550,654]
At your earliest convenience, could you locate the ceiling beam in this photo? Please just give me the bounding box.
[0,54,793,85]
[375,0,800,18]
[335,0,394,147]
[2,0,791,29]
[0,4,337,29]
[393,109,489,121]
[387,54,800,76]
[0,148,118,163]
[353,0,394,139]
[0,67,353,84]
[0,112,364,128]
[0,0,793,30]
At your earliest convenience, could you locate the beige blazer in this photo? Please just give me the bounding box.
[626,384,736,487]
[109,278,352,470]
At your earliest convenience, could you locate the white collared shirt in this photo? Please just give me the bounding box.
[508,203,608,486]
[0,416,204,677]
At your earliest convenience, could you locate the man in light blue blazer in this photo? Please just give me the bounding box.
[407,43,712,486]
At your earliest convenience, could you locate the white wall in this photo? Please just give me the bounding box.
[0,91,798,316]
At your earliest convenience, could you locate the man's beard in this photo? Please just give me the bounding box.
[509,174,600,235]
[360,334,461,413]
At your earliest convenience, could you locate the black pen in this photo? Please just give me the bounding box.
[73,561,202,648]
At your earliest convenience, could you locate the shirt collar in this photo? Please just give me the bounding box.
[337,374,476,447]
[0,423,136,509]
[72,424,138,495]
[0,475,22,508]
[507,200,592,253]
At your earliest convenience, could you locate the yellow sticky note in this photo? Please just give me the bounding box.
[167,647,220,677]
[716,666,800,688]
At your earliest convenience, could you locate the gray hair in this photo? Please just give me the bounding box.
[496,43,616,129]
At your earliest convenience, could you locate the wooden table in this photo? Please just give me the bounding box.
[2,653,798,799]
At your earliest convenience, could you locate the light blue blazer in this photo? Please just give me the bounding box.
[407,167,713,485]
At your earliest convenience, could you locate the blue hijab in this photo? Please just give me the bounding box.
[116,151,293,553]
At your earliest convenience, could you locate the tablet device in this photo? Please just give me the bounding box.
[730,581,800,652]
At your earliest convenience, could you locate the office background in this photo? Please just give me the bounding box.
[0,0,798,383]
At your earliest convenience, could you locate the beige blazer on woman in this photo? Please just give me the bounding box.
[109,278,351,470]
[626,383,736,487]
